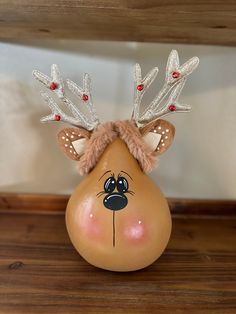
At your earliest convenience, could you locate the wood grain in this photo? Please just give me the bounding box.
[0,210,235,313]
[0,192,68,213]
[1,1,236,45]
[0,192,235,215]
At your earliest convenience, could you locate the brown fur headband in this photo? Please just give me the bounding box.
[77,120,159,175]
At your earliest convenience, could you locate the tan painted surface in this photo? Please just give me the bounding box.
[66,138,171,271]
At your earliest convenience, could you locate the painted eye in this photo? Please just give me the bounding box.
[104,176,116,193]
[117,177,129,193]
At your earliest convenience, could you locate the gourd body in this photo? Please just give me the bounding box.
[66,138,172,271]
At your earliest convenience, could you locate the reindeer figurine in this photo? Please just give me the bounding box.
[33,50,199,271]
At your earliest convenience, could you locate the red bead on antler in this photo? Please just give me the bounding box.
[50,82,58,90]
[137,84,144,91]
[82,94,89,101]
[172,71,180,79]
[168,105,176,112]
[54,114,61,121]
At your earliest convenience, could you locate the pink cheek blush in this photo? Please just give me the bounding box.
[123,219,147,245]
[76,200,103,239]
[82,213,103,238]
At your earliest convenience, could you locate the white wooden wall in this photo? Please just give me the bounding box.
[0,40,235,199]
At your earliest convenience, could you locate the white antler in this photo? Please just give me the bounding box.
[33,64,99,130]
[133,50,199,127]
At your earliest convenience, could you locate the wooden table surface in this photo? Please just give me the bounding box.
[0,209,235,313]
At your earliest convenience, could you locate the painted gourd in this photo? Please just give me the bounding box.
[33,50,199,271]
[66,136,171,271]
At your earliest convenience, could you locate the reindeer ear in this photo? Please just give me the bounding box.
[57,127,90,160]
[140,119,175,155]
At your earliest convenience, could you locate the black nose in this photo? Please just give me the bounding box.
[103,193,128,211]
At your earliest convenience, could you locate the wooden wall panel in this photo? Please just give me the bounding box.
[0,193,235,215]
[0,1,236,45]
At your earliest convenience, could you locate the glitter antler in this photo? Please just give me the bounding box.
[133,50,199,128]
[33,64,99,130]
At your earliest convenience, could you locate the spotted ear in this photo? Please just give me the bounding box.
[140,119,175,154]
[57,128,90,160]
